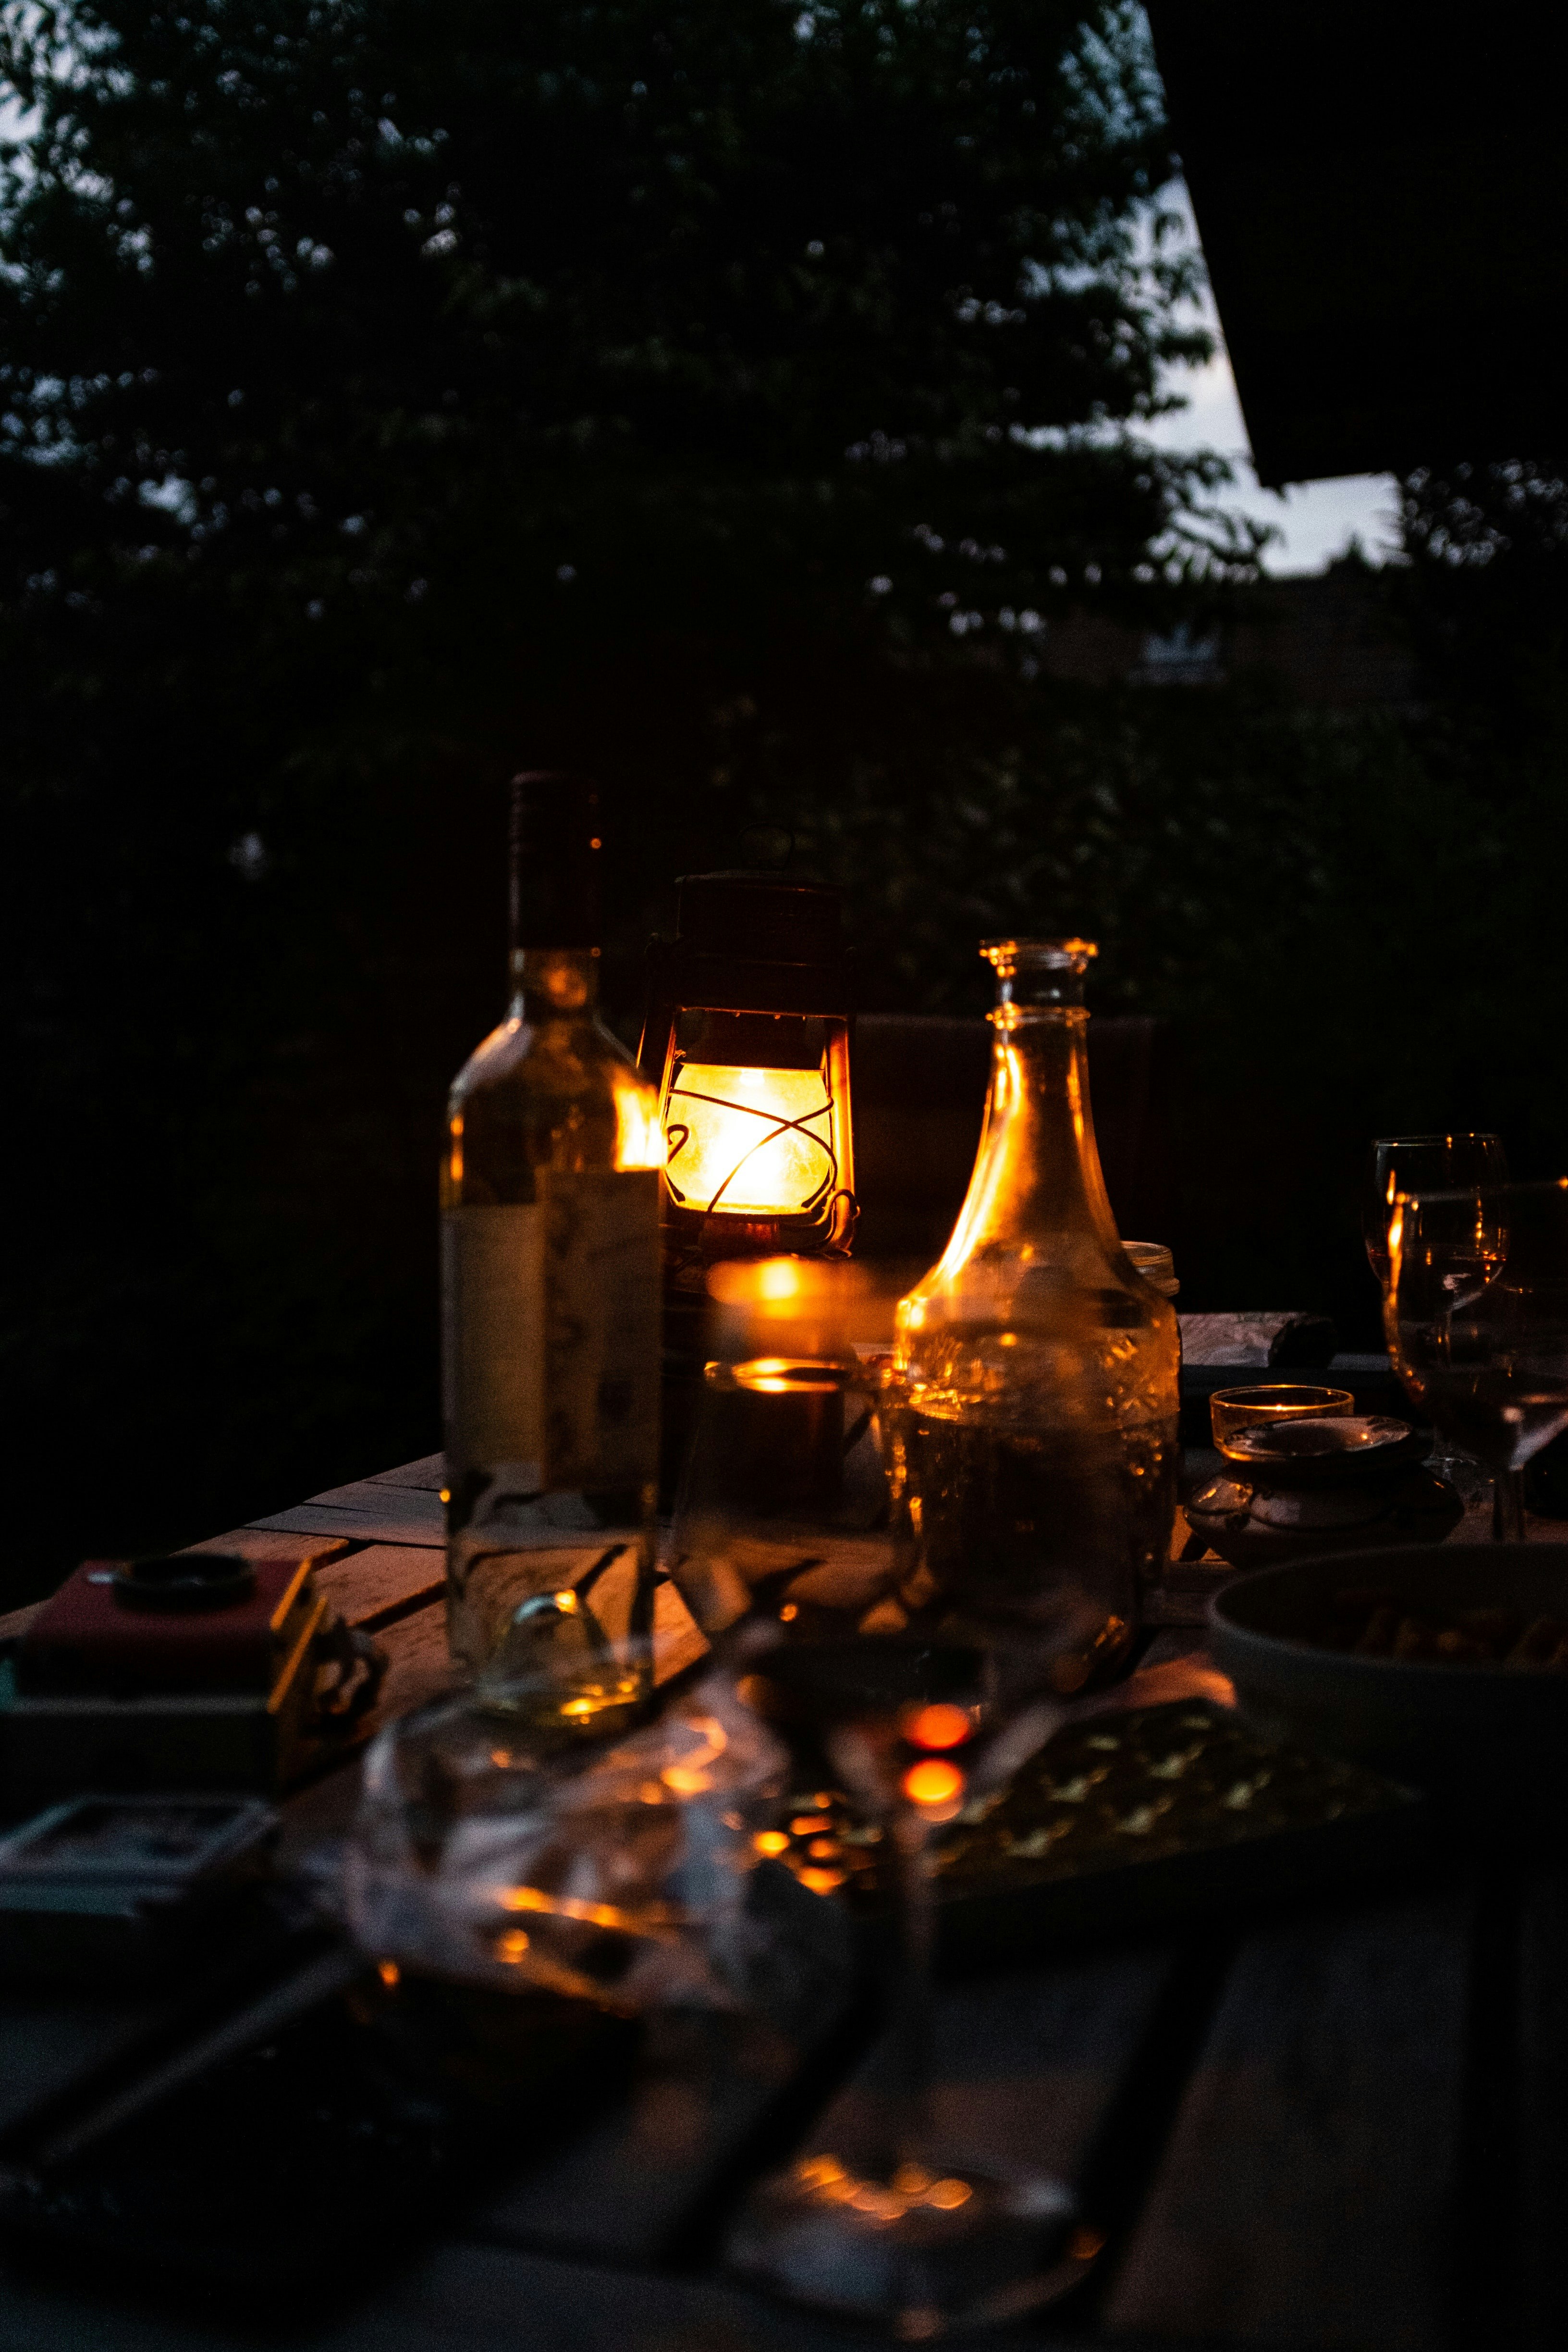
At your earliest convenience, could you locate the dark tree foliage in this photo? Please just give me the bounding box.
[1,0,1263,1595]
[1,0,1242,727]
[1396,457,1568,744]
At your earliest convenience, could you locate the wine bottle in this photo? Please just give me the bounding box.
[440,772,664,1712]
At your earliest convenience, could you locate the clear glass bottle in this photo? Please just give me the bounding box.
[894,938,1179,1689]
[441,773,665,1713]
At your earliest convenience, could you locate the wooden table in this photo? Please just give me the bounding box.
[0,1453,1562,2352]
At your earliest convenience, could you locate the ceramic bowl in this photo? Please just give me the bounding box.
[1209,1543,1568,1801]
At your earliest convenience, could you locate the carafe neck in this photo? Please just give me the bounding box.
[950,1004,1121,1255]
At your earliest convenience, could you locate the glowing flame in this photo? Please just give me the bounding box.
[663,1062,835,1217]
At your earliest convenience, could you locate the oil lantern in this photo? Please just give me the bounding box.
[638,873,857,1283]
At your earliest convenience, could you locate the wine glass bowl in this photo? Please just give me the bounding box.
[1363,1134,1507,1292]
[1387,1180,1568,1540]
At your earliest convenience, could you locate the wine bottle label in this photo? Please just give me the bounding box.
[442,1170,661,1490]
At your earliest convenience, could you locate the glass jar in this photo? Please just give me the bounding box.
[894,939,1179,1687]
[1124,1241,1178,1302]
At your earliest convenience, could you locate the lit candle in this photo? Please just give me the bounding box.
[1210,1383,1356,1457]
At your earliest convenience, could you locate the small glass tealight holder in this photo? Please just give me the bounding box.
[1210,1383,1356,1461]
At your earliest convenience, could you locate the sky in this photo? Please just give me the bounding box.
[1143,187,1401,577]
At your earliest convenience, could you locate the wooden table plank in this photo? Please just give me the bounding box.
[719,1944,1177,2275]
[1519,1867,1568,2352]
[0,1989,190,2143]
[1104,1889,1472,2350]
[248,1486,445,1547]
[311,1545,444,1632]
[467,1992,857,2268]
[183,1529,356,1568]
[337,2241,1115,2352]
[898,1946,1179,2195]
[651,1575,707,1685]
[367,1455,445,1492]
[370,1605,455,1726]
[0,2237,1119,2352]
[307,1479,447,1523]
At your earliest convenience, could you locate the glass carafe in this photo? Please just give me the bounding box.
[894,939,1178,1687]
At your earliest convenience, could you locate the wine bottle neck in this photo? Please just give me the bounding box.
[507,772,602,989]
[510,945,601,1019]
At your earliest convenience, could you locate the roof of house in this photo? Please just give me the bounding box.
[1145,0,1568,485]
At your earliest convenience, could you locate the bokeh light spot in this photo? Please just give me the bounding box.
[904,1702,973,1750]
[903,1758,965,1808]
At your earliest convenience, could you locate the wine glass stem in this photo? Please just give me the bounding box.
[1493,1468,1527,1543]
[887,1806,936,2166]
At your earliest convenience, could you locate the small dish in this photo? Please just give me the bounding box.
[1221,1415,1426,1484]
[1186,1423,1462,1567]
[1210,1544,1568,1806]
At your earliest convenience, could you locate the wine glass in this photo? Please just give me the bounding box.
[1363,1135,1507,1290]
[1365,1137,1508,1507]
[1387,1180,1568,1541]
[673,1366,1088,2331]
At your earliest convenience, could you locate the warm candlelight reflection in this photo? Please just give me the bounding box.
[791,2154,975,2220]
[705,1254,905,1358]
[612,1064,668,1170]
